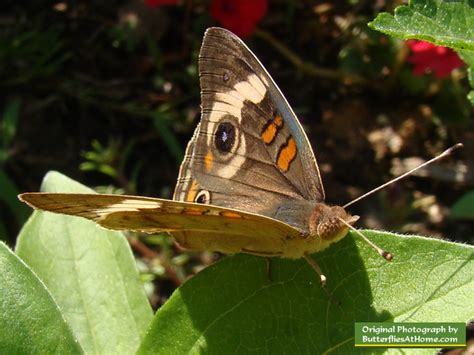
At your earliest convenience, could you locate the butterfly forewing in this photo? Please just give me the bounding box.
[174,28,324,222]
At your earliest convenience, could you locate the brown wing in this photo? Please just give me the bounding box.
[174,27,324,221]
[19,192,302,257]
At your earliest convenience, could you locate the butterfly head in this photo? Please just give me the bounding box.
[309,204,359,243]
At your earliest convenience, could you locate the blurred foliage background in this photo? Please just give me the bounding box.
[1,0,472,308]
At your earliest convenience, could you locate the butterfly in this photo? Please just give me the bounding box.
[19,27,392,284]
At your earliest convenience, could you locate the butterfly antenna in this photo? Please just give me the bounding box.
[337,217,393,261]
[343,143,463,209]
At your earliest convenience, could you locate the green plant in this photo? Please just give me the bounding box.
[2,0,473,353]
[4,172,153,353]
[369,0,474,104]
[2,171,473,354]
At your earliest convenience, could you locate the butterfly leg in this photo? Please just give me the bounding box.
[303,253,341,305]
[265,257,273,282]
[303,252,327,287]
[241,249,282,282]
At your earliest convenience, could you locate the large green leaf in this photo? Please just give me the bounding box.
[138,231,473,354]
[369,0,474,51]
[0,242,82,354]
[16,171,153,354]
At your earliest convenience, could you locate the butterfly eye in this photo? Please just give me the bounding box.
[214,121,236,154]
[195,190,210,204]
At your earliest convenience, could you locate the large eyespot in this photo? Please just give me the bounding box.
[195,190,210,204]
[214,121,236,154]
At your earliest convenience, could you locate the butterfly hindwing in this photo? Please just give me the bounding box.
[173,122,201,202]
[174,27,324,221]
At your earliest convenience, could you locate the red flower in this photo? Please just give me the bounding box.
[210,0,267,37]
[144,0,177,8]
[406,40,464,79]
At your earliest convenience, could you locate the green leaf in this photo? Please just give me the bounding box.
[0,242,82,354]
[450,190,474,220]
[138,231,473,354]
[16,171,153,354]
[369,0,474,51]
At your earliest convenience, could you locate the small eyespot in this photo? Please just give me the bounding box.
[223,71,230,82]
[195,190,210,204]
[214,121,236,154]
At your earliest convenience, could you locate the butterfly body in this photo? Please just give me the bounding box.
[19,27,360,266]
[128,199,357,258]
